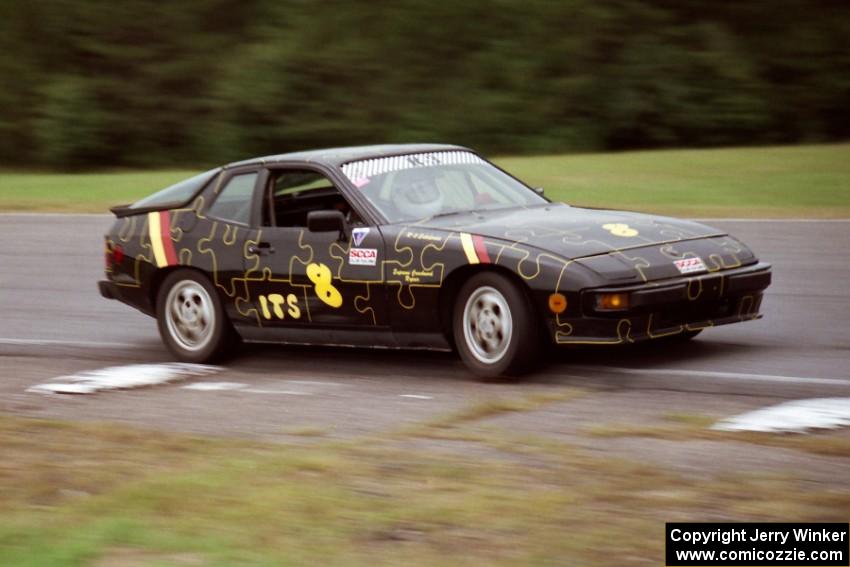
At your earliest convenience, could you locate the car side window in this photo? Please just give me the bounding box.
[207,172,258,225]
[264,169,362,227]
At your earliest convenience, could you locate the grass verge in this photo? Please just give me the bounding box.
[2,410,849,566]
[499,143,850,218]
[1,144,848,216]
[0,170,197,213]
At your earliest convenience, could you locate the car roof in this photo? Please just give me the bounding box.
[224,143,470,169]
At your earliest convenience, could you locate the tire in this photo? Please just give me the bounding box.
[452,272,541,380]
[155,269,236,363]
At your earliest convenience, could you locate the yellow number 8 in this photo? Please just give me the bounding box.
[307,263,343,308]
[602,223,639,237]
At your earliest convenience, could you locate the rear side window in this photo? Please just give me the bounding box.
[207,172,258,225]
[131,169,220,210]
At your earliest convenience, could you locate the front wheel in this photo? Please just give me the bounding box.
[452,272,541,380]
[156,269,236,363]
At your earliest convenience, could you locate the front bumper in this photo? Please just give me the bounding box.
[549,262,772,345]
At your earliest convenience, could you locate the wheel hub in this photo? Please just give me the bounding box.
[164,280,215,352]
[462,286,513,364]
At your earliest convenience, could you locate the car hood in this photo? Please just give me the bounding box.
[419,203,725,258]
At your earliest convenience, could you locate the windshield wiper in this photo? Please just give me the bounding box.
[427,208,478,220]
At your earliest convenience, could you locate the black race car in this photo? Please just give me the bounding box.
[99,144,771,378]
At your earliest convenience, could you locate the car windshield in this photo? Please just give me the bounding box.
[340,151,547,223]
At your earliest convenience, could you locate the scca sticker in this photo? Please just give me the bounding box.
[674,257,707,274]
[349,248,377,266]
[602,223,639,237]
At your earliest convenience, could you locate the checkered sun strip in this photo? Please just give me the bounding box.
[341,151,486,183]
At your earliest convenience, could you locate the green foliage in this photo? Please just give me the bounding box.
[0,0,848,168]
[36,76,109,167]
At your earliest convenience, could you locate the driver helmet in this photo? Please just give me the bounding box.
[391,169,444,220]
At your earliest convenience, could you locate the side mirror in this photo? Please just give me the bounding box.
[307,210,349,240]
[533,187,545,196]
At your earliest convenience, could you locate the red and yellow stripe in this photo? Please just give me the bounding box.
[460,233,490,264]
[148,211,178,268]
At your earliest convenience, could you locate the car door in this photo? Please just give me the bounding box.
[193,166,260,325]
[240,165,389,336]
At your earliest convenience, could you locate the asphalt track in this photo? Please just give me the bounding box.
[1,214,850,472]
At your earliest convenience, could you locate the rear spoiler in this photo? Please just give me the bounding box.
[109,204,134,217]
[109,168,220,218]
[109,202,181,218]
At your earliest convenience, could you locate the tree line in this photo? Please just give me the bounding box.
[1,0,848,168]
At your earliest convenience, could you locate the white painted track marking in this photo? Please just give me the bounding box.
[8,335,847,392]
[579,366,850,387]
[400,394,433,399]
[713,398,850,433]
[182,382,247,391]
[181,382,317,395]
[28,363,222,394]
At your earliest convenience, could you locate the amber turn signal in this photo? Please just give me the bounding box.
[596,292,629,310]
[548,293,568,314]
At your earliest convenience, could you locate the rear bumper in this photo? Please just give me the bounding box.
[98,280,118,300]
[98,279,155,316]
[548,262,772,345]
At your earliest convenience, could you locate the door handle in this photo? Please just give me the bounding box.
[248,241,275,255]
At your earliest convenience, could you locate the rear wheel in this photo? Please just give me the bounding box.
[452,272,540,380]
[156,270,236,363]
